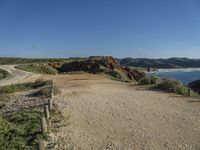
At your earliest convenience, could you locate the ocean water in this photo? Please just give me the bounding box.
[147,68,200,85]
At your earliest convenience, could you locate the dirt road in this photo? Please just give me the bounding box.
[0,65,40,86]
[42,74,200,150]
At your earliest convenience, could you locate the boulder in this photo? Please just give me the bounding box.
[188,80,200,94]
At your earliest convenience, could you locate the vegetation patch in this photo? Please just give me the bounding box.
[155,79,188,95]
[0,68,9,80]
[138,76,200,97]
[0,111,41,150]
[0,80,52,95]
[31,80,60,98]
[0,57,85,65]
[0,79,55,149]
[106,69,131,82]
[16,64,58,75]
[139,75,161,85]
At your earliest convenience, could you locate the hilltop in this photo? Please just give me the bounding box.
[57,56,145,82]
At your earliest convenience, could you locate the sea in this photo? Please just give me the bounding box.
[147,68,200,85]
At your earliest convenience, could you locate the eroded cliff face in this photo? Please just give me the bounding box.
[188,80,200,94]
[57,56,145,82]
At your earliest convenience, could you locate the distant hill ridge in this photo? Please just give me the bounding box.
[58,56,145,82]
[117,57,200,69]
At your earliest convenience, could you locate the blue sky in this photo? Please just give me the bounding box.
[0,0,200,58]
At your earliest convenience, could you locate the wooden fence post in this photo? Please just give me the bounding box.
[40,115,47,134]
[44,104,50,119]
[37,139,45,150]
[48,99,53,111]
[149,76,151,85]
[188,88,191,97]
[51,83,54,98]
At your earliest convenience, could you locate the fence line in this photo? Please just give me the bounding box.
[38,81,54,150]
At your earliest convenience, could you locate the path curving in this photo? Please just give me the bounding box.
[0,65,40,87]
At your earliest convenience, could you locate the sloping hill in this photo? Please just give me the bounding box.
[58,56,145,82]
[117,57,200,69]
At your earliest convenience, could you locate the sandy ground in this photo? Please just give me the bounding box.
[0,65,40,86]
[1,66,200,149]
[43,74,200,150]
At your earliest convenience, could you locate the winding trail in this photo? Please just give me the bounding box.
[0,65,40,86]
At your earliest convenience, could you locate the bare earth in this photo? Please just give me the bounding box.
[1,66,200,150]
[44,74,200,150]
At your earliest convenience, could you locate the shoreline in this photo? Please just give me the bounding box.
[147,68,200,74]
[146,68,200,85]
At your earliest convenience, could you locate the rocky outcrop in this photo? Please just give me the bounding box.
[188,80,200,94]
[48,62,62,69]
[58,56,145,81]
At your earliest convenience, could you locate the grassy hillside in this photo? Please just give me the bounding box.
[16,64,58,75]
[0,57,85,65]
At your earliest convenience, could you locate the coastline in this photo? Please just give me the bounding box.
[146,68,200,85]
[146,68,200,74]
[158,68,200,72]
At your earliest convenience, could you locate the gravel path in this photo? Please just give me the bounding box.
[45,74,200,150]
[0,65,40,87]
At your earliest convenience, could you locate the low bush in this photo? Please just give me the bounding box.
[139,75,161,85]
[0,111,41,150]
[0,80,52,94]
[156,79,189,96]
[106,70,131,82]
[0,68,9,80]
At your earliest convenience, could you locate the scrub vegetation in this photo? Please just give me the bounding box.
[16,63,58,75]
[0,57,85,65]
[0,68,9,80]
[0,80,52,95]
[0,111,41,150]
[139,75,200,97]
[0,80,54,149]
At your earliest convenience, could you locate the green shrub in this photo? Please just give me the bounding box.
[0,84,28,94]
[156,79,189,96]
[106,70,131,82]
[0,111,41,150]
[0,80,52,94]
[139,75,161,85]
[0,69,9,80]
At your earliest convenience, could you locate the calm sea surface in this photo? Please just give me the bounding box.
[147,68,200,85]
